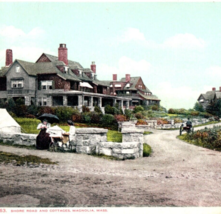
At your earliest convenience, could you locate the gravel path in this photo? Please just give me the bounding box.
[0,123,221,207]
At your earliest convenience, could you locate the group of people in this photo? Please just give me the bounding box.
[36,119,75,150]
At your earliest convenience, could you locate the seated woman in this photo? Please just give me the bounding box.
[36,119,52,150]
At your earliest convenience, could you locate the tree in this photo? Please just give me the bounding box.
[206,99,221,117]
[194,102,204,112]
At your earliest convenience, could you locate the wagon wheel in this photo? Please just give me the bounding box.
[49,142,56,152]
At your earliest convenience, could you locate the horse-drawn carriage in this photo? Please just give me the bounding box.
[180,119,194,135]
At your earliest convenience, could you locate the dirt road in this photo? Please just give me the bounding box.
[0,124,221,207]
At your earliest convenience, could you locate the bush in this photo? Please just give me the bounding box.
[94,105,103,114]
[114,114,127,122]
[14,105,27,117]
[82,112,91,123]
[143,144,152,157]
[133,105,144,113]
[6,98,16,113]
[151,105,159,111]
[124,109,132,120]
[82,105,90,113]
[54,106,76,122]
[15,97,25,105]
[190,111,200,116]
[27,105,38,116]
[136,119,147,125]
[168,108,176,114]
[101,114,116,126]
[157,118,169,125]
[37,106,55,115]
[89,112,101,123]
[72,113,82,123]
[135,112,144,119]
[26,114,36,118]
[0,99,6,108]
[105,105,114,115]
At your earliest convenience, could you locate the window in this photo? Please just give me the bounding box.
[41,80,53,90]
[38,97,47,106]
[11,80,24,88]
[16,66,20,73]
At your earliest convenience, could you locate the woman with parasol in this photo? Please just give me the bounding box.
[36,113,59,150]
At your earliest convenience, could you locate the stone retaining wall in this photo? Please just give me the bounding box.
[73,128,108,154]
[0,127,144,160]
[0,132,37,146]
[96,141,143,160]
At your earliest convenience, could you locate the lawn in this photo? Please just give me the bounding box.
[14,117,122,142]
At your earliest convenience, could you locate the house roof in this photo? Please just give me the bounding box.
[120,76,151,92]
[42,53,84,70]
[0,66,9,77]
[9,59,80,82]
[138,91,160,101]
[93,79,110,87]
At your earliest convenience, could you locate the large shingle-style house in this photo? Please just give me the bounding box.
[0,44,160,112]
[198,87,221,110]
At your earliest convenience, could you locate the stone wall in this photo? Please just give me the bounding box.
[0,132,37,146]
[0,127,144,160]
[96,141,142,160]
[73,128,108,154]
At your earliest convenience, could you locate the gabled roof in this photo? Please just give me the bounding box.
[7,59,80,82]
[93,79,110,87]
[0,66,9,77]
[138,91,160,101]
[38,53,84,70]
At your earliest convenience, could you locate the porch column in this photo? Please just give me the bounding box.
[63,95,68,106]
[120,100,123,109]
[25,96,31,106]
[126,100,129,109]
[98,97,102,108]
[113,98,117,106]
[47,96,52,107]
[78,95,83,108]
[89,96,93,107]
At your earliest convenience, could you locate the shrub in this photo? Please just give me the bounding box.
[26,114,36,118]
[133,105,144,113]
[190,111,200,116]
[27,105,38,116]
[143,144,152,157]
[94,105,103,114]
[124,109,132,120]
[82,112,91,123]
[15,97,25,105]
[54,106,75,122]
[82,105,90,113]
[151,105,159,111]
[174,118,183,123]
[0,99,6,108]
[89,112,101,123]
[135,112,144,119]
[6,98,16,113]
[101,114,116,126]
[14,105,27,117]
[114,114,127,122]
[136,119,147,125]
[157,118,169,125]
[37,106,55,115]
[105,105,114,115]
[72,113,82,123]
[168,108,176,114]
[112,107,120,115]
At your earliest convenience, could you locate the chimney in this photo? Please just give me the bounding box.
[113,74,117,81]
[126,74,131,82]
[58,44,68,65]
[91,61,96,73]
[212,87,216,91]
[5,49,13,67]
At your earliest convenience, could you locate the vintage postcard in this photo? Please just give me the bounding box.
[0,1,221,214]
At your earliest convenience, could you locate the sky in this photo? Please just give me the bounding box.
[0,2,221,109]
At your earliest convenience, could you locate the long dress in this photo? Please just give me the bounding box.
[36,123,51,150]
